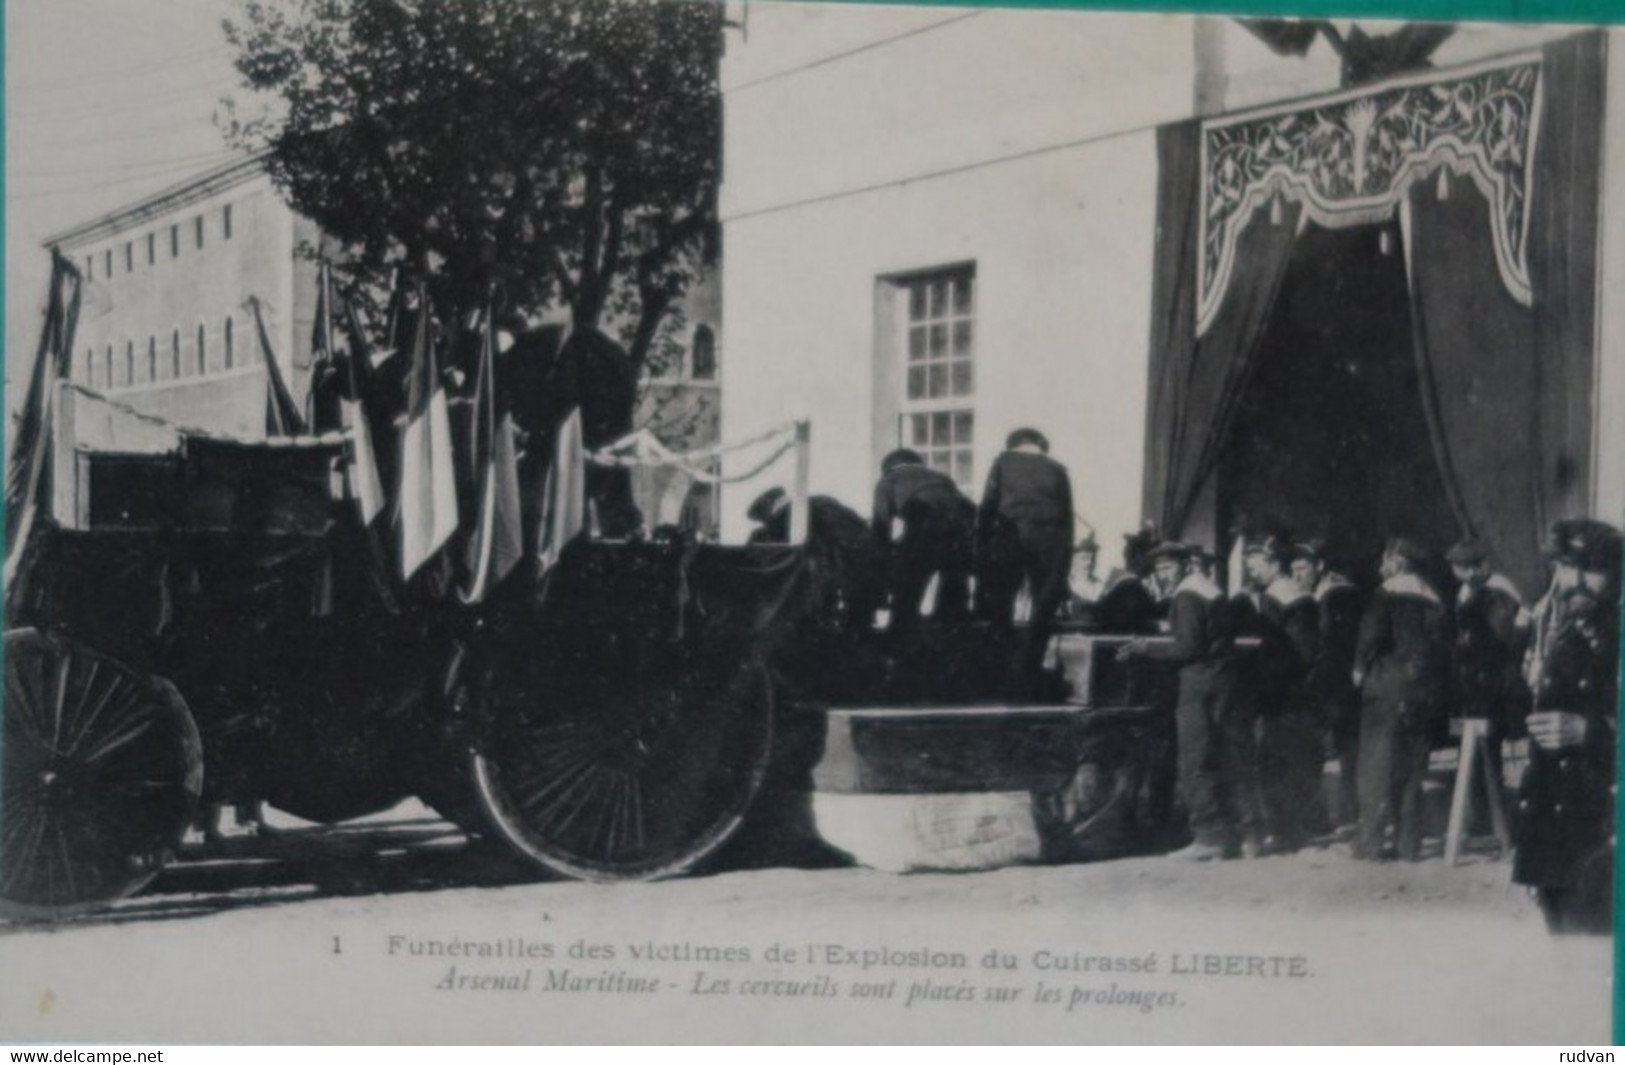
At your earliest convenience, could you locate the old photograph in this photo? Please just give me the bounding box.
[2,0,1621,1044]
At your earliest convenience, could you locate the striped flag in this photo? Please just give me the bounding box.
[322,268,386,525]
[458,305,523,602]
[397,284,458,579]
[537,408,586,575]
[251,297,307,438]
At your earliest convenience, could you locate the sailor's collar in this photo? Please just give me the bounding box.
[1457,571,1523,604]
[1265,576,1312,610]
[1382,572,1442,606]
[1315,571,1354,601]
[1174,572,1223,602]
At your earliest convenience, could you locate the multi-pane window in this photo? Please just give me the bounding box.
[104,250,113,277]
[195,216,205,249]
[171,225,180,258]
[125,243,134,273]
[898,269,975,489]
[172,330,182,377]
[196,324,207,374]
[223,204,233,240]
[104,345,113,389]
[147,233,156,265]
[147,337,157,382]
[125,341,135,386]
[224,317,234,368]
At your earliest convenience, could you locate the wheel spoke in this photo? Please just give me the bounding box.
[76,718,156,768]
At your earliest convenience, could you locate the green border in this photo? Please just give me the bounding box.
[812,0,1625,22]
[2,0,1622,1046]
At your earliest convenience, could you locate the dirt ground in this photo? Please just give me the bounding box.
[0,802,1611,1045]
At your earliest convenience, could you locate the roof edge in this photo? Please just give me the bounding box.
[42,150,275,250]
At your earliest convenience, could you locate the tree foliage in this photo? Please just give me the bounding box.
[224,0,722,369]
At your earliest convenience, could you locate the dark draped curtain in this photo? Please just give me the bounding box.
[1142,121,1301,539]
[1404,30,1605,596]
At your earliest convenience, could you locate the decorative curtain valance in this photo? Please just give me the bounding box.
[1198,51,1543,335]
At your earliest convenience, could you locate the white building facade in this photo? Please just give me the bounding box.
[717,6,1625,560]
[43,156,322,441]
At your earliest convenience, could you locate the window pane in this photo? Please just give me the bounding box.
[908,284,926,321]
[953,276,973,314]
[929,279,949,317]
[910,414,929,446]
[928,323,947,358]
[908,327,926,361]
[951,359,973,397]
[931,411,951,444]
[930,450,951,475]
[953,449,973,486]
[952,320,972,356]
[927,363,947,398]
[953,411,973,444]
[907,366,925,400]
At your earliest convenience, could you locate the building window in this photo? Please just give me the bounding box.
[85,256,93,280]
[172,329,182,378]
[147,233,156,266]
[224,317,234,368]
[125,341,134,386]
[692,325,717,381]
[104,345,113,389]
[895,269,975,488]
[104,250,112,277]
[83,348,94,383]
[125,242,134,273]
[195,216,205,250]
[170,225,180,258]
[223,204,233,240]
[147,337,157,382]
[196,324,207,374]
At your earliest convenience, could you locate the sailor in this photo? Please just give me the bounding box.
[1291,542,1364,834]
[976,428,1075,686]
[1239,534,1326,852]
[1353,537,1453,861]
[1446,537,1530,790]
[870,449,975,636]
[1514,519,1622,932]
[1121,542,1263,859]
[1094,524,1165,634]
[747,486,882,635]
[1058,531,1107,624]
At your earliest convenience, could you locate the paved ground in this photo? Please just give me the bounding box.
[0,804,1612,1045]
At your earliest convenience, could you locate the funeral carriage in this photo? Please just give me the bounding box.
[0,269,819,920]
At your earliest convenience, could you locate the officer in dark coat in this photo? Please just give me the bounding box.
[1446,538,1530,791]
[747,487,881,636]
[1353,537,1453,861]
[1291,542,1364,833]
[1235,535,1326,852]
[871,449,974,637]
[1121,542,1263,859]
[976,428,1075,687]
[1093,525,1165,634]
[1515,519,1621,933]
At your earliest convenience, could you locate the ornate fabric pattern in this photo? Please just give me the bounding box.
[1197,53,1542,335]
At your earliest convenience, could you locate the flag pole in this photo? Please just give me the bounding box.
[790,419,811,545]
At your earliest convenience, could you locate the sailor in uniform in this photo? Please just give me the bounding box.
[1353,537,1453,861]
[1514,519,1621,932]
[1238,535,1326,852]
[870,448,975,637]
[1121,542,1264,860]
[1290,542,1364,834]
[1446,538,1530,791]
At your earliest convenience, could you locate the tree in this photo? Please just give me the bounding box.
[224,0,722,370]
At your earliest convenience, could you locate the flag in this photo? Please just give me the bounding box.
[251,297,308,437]
[5,251,82,600]
[397,284,458,579]
[537,408,586,575]
[306,261,344,433]
[458,305,524,603]
[336,291,386,530]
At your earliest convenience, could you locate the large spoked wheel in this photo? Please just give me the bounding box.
[470,655,775,882]
[1,629,202,919]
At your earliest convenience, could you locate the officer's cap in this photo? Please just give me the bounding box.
[1005,427,1050,453]
[1445,539,1488,567]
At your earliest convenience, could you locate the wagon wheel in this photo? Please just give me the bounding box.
[1,629,202,918]
[470,654,775,882]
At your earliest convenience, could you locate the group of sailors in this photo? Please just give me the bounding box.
[746,429,1621,933]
